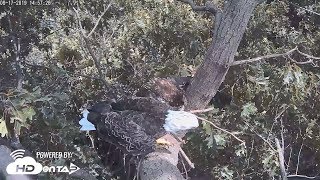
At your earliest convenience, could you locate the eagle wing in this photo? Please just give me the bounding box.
[96,111,155,156]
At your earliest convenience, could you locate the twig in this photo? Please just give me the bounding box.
[276,105,288,159]
[275,138,287,180]
[287,55,318,67]
[246,138,255,169]
[267,121,276,142]
[232,47,320,67]
[189,107,215,113]
[295,143,303,175]
[232,47,297,66]
[136,158,143,180]
[178,151,188,178]
[296,48,320,60]
[280,118,285,151]
[197,116,245,144]
[87,2,112,37]
[86,131,95,148]
[274,105,289,121]
[268,104,288,143]
[256,132,276,152]
[179,148,194,169]
[73,7,109,88]
[289,2,320,17]
[257,0,266,4]
[243,121,276,151]
[14,38,22,90]
[286,146,292,171]
[287,174,318,179]
[177,0,220,15]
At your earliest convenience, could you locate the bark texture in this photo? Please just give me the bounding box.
[185,0,260,110]
[141,0,263,179]
[140,134,184,180]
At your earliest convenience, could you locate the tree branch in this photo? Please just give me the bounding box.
[296,48,320,60]
[289,2,320,17]
[232,47,320,67]
[287,174,319,179]
[242,121,276,152]
[87,3,112,37]
[179,148,194,169]
[232,47,297,66]
[177,0,220,15]
[189,106,215,113]
[197,116,245,144]
[275,138,288,180]
[256,0,266,4]
[73,7,110,88]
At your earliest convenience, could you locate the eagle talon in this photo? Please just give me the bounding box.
[156,138,172,148]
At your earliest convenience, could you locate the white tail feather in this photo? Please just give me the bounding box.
[163,110,199,133]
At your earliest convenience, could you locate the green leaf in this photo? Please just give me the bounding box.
[12,106,36,123]
[214,134,227,148]
[202,122,215,148]
[235,143,247,157]
[22,107,36,121]
[241,103,258,118]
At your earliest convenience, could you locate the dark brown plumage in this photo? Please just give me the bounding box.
[135,76,192,107]
[88,97,172,156]
[87,96,177,179]
[86,77,192,179]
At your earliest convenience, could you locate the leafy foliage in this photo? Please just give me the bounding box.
[0,0,320,179]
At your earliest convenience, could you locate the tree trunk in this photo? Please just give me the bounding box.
[141,0,263,179]
[185,0,261,110]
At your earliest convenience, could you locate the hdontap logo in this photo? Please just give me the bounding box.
[6,149,80,175]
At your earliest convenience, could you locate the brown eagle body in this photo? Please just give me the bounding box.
[88,97,173,156]
[86,77,191,179]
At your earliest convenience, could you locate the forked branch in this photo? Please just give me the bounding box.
[232,47,320,67]
[197,116,245,144]
[73,4,112,88]
[87,3,112,37]
[188,107,244,144]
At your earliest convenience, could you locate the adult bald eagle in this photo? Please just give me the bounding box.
[79,77,198,179]
[86,96,198,156]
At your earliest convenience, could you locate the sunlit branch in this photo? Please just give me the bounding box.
[289,2,320,17]
[232,47,320,67]
[189,107,215,113]
[197,116,245,144]
[275,138,288,180]
[88,2,112,37]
